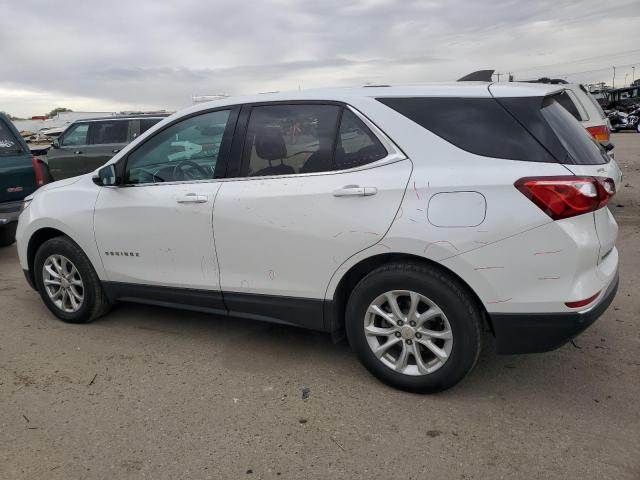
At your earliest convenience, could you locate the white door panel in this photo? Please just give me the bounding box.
[94,182,221,289]
[214,159,412,298]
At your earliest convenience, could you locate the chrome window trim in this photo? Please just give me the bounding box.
[121,104,408,188]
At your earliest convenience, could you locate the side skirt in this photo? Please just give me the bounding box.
[102,282,326,331]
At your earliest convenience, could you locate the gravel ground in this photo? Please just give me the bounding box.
[1,133,639,479]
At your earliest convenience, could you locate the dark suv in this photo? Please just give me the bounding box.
[0,112,45,247]
[47,114,168,180]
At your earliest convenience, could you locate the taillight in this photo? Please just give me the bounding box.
[586,125,609,142]
[515,176,615,220]
[565,291,600,308]
[31,157,45,186]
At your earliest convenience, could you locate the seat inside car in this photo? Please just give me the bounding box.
[251,125,295,176]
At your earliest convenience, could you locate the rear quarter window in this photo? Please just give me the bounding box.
[540,98,608,165]
[0,120,21,154]
[377,97,556,163]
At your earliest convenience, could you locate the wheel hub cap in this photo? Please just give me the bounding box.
[400,325,415,340]
[363,290,454,376]
[42,254,84,313]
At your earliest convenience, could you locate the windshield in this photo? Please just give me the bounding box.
[541,98,608,165]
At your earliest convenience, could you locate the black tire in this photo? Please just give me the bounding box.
[346,261,482,393]
[34,236,111,323]
[0,222,17,247]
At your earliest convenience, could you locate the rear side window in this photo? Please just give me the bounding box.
[552,91,585,121]
[579,85,607,120]
[335,110,387,169]
[243,104,340,176]
[89,120,128,144]
[140,118,162,135]
[541,98,608,165]
[0,120,20,154]
[377,97,555,162]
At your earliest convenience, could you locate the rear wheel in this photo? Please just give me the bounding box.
[0,223,17,247]
[34,236,110,323]
[346,262,482,393]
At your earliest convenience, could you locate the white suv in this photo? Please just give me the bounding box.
[16,83,621,392]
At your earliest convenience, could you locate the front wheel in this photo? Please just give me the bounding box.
[34,236,111,323]
[346,262,482,393]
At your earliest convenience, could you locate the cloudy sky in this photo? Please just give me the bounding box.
[2,0,639,117]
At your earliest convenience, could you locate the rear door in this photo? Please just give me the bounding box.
[213,103,410,323]
[85,119,129,173]
[0,116,35,203]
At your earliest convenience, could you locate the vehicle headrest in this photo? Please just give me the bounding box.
[255,125,286,161]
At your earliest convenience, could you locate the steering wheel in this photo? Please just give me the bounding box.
[172,159,210,181]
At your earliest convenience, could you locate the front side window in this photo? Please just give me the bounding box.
[335,110,387,169]
[243,104,340,176]
[61,123,89,146]
[90,120,128,145]
[125,109,231,184]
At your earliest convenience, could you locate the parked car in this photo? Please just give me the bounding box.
[46,114,168,180]
[16,83,621,392]
[523,80,612,142]
[0,113,46,247]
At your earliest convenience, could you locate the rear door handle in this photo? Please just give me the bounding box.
[176,193,208,204]
[112,149,120,153]
[333,185,377,197]
[74,150,82,155]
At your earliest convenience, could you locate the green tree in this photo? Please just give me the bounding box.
[47,107,73,118]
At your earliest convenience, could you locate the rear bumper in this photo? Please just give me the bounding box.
[0,201,22,226]
[490,270,619,354]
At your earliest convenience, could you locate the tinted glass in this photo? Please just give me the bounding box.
[541,98,608,165]
[125,110,230,184]
[0,120,20,154]
[552,91,583,121]
[243,104,340,176]
[90,120,128,144]
[140,118,162,135]
[335,110,387,169]
[378,97,555,162]
[62,123,89,146]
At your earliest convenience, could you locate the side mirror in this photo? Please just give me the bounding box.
[93,164,118,187]
[600,141,615,152]
[52,138,60,148]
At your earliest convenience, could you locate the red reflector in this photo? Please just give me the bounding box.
[31,157,44,186]
[515,176,615,220]
[565,291,601,308]
[586,125,609,142]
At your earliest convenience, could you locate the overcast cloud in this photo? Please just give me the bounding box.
[1,0,639,117]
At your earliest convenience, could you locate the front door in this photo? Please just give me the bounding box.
[213,104,411,323]
[93,107,238,293]
[48,122,89,180]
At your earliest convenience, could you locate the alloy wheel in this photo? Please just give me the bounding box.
[42,254,85,313]
[364,290,453,376]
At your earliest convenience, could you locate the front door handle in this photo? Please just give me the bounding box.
[176,193,208,204]
[74,150,82,155]
[333,185,377,197]
[112,149,120,153]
